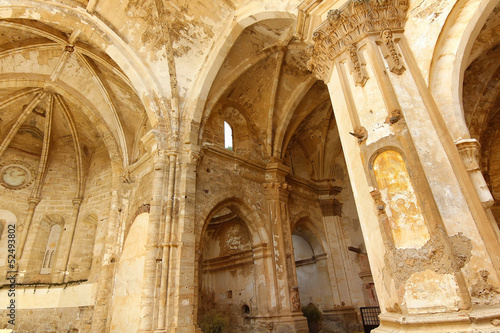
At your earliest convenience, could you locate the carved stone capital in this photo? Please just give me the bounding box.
[307,0,409,81]
[456,139,481,172]
[27,197,41,207]
[263,182,291,201]
[72,198,83,208]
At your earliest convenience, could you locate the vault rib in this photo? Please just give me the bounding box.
[30,93,53,199]
[0,21,67,45]
[0,87,42,110]
[55,94,84,199]
[318,105,333,179]
[274,76,317,157]
[280,95,329,158]
[267,50,286,157]
[0,41,59,58]
[0,90,46,158]
[75,52,129,167]
[75,47,132,87]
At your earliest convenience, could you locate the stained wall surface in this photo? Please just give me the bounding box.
[0,0,499,332]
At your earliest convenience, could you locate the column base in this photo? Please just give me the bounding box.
[375,306,500,332]
[252,312,309,333]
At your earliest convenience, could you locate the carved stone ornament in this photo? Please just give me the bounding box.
[456,139,481,172]
[0,160,35,190]
[306,0,409,81]
[348,44,369,86]
[386,108,403,124]
[380,29,405,75]
[349,126,368,143]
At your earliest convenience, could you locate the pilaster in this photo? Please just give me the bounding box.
[262,162,308,332]
[138,130,167,333]
[305,0,500,331]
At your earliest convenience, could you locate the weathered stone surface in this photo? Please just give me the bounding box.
[0,0,499,332]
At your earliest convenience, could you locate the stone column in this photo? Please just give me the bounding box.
[156,150,177,332]
[318,195,353,308]
[163,145,202,333]
[306,1,500,331]
[262,162,308,332]
[138,130,167,333]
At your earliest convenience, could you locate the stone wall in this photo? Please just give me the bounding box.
[0,306,93,333]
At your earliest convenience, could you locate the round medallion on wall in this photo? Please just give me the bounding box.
[0,161,35,190]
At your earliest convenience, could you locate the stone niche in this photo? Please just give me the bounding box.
[199,207,257,332]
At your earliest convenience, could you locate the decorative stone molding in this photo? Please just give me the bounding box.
[379,29,405,74]
[348,44,369,86]
[306,0,409,81]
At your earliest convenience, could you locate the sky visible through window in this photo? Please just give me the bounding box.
[224,121,233,150]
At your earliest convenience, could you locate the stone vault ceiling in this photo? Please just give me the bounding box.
[201,18,343,182]
[0,18,149,170]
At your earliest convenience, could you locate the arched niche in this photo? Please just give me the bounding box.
[110,212,149,333]
[25,214,65,281]
[292,222,334,311]
[372,150,430,249]
[198,205,258,331]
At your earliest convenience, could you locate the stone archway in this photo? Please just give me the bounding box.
[198,205,258,332]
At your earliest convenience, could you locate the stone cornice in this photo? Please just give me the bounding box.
[306,0,409,81]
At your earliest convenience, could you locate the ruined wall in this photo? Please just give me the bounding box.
[0,305,93,333]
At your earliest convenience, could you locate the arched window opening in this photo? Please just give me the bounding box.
[40,224,61,274]
[242,304,250,315]
[224,121,233,151]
